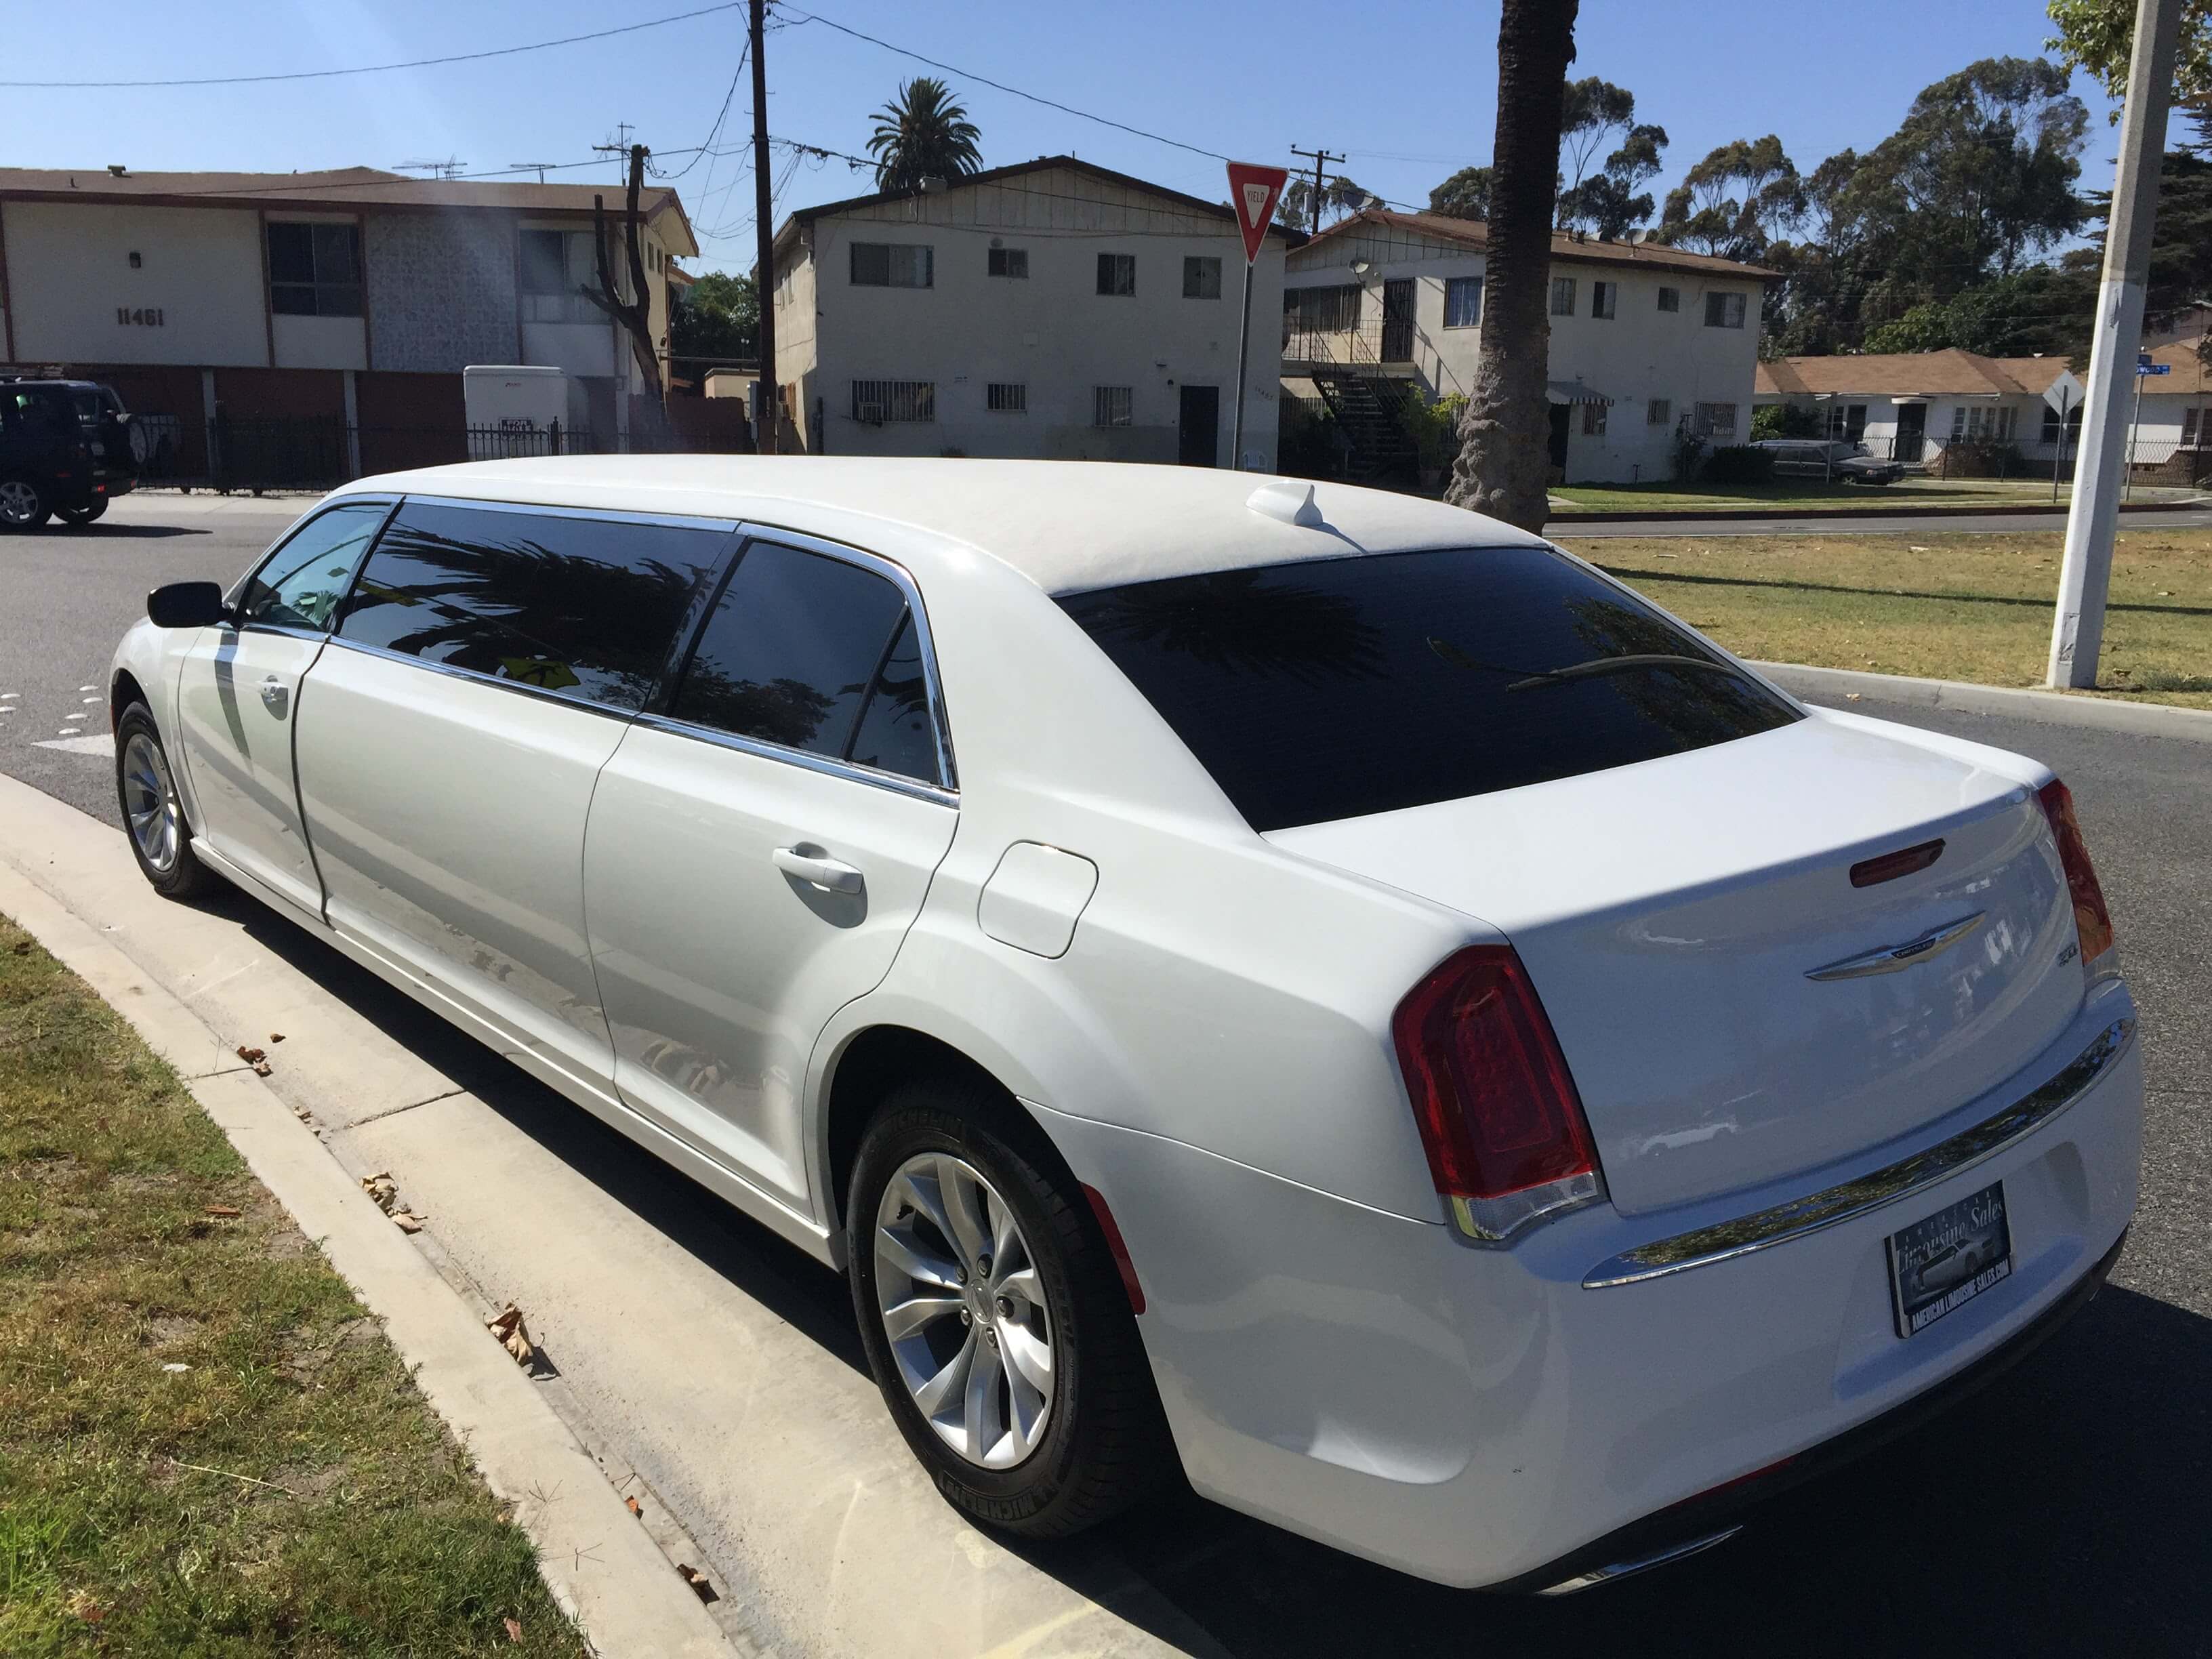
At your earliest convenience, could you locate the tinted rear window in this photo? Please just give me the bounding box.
[1058,545,1799,831]
[337,501,724,710]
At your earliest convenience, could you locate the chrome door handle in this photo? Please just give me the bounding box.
[260,676,289,714]
[772,846,863,894]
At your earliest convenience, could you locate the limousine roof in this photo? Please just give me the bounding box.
[335,455,1539,596]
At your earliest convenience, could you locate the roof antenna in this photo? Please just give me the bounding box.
[1247,479,1325,527]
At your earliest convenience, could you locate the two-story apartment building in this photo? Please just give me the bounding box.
[767,157,1288,468]
[1282,208,1771,484]
[0,165,694,477]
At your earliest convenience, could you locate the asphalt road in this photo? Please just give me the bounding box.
[4,489,2208,1654]
[1550,505,2212,537]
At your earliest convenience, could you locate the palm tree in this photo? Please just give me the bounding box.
[1445,0,1581,532]
[867,78,983,192]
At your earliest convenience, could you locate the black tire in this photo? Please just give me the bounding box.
[0,477,51,531]
[114,703,219,900]
[847,1079,1171,1537]
[56,499,108,527]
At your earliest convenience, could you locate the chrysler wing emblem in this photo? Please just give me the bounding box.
[1806,914,1985,981]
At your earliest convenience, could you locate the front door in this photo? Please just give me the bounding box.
[1177,385,1220,467]
[585,535,958,1209]
[1548,403,1572,476]
[1381,278,1416,363]
[1896,403,1927,463]
[173,499,389,916]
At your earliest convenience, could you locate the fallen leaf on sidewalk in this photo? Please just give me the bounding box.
[236,1045,266,1063]
[204,1204,242,1219]
[676,1563,718,1603]
[486,1303,535,1366]
[625,1494,642,1518]
[390,1210,426,1234]
[361,1174,397,1213]
[504,1617,524,1644]
[270,1032,287,1043]
[252,1061,273,1077]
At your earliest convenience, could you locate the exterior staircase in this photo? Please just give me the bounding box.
[1282,320,1419,483]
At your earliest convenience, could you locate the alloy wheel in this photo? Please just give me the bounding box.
[0,480,41,526]
[873,1151,1055,1469]
[121,731,182,873]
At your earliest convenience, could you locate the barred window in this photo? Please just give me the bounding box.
[1551,276,1576,316]
[988,246,1028,278]
[1647,398,1671,426]
[1582,402,1607,436]
[1657,286,1681,313]
[1286,283,1361,332]
[1694,401,1738,438]
[1704,291,1746,329]
[1183,255,1223,299]
[851,380,936,423]
[1097,253,1136,296]
[1092,386,1134,427]
[986,382,1027,413]
[851,243,933,288]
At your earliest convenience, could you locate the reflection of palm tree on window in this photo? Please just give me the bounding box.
[1561,596,1782,746]
[676,663,838,750]
[1074,571,1387,687]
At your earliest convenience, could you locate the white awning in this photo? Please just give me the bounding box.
[1546,380,1614,406]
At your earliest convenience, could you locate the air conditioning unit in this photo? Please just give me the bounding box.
[857,402,884,426]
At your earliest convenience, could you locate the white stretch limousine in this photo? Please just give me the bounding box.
[110,458,2140,1593]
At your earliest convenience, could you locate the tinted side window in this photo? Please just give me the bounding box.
[671,541,909,763]
[1059,546,1800,832]
[846,615,939,783]
[336,502,724,710]
[239,502,390,631]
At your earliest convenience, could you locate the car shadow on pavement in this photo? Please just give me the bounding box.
[192,888,2209,1656]
[45,524,211,539]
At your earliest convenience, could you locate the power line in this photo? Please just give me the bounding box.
[653,40,752,183]
[0,1,747,89]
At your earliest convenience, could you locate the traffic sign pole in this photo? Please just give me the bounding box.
[1224,162,1288,471]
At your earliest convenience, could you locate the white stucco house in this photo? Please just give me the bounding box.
[766,157,1288,468]
[0,165,695,477]
[1753,350,2078,467]
[1279,208,1771,484]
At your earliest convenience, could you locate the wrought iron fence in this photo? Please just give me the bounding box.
[197,417,611,491]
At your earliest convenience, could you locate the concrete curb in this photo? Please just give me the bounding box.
[0,827,741,1658]
[1548,498,2207,525]
[1757,661,2212,743]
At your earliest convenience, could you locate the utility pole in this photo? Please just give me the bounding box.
[1290,145,1343,234]
[2047,0,2182,689]
[750,0,778,455]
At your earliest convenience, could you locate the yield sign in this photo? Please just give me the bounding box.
[1226,161,1289,264]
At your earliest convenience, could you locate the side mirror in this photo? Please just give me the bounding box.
[147,581,230,630]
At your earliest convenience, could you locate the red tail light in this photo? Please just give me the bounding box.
[2036,779,2116,968]
[1391,945,1605,1243]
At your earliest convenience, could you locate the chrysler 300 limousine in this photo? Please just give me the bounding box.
[110,457,2139,1592]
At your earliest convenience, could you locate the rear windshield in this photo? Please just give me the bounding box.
[1058,545,1800,831]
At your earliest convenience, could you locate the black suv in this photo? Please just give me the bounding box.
[0,378,141,530]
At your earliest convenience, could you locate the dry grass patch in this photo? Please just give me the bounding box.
[0,913,586,1656]
[1555,526,2212,710]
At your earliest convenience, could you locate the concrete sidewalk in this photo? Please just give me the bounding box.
[0,773,1204,1658]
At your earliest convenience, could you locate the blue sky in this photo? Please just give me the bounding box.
[1,0,2124,274]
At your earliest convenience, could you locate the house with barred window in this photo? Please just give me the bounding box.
[1280,209,1771,483]
[1753,350,2076,469]
[766,156,1288,468]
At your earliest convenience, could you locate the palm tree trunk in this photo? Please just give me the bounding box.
[1446,0,1580,531]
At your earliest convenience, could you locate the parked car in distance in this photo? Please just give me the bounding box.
[0,377,141,529]
[1755,436,1905,485]
[108,457,2140,1593]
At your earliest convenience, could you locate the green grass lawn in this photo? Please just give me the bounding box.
[0,914,588,1656]
[1553,525,2212,710]
[1549,478,2095,514]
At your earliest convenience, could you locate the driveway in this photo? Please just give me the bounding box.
[3,493,2207,1654]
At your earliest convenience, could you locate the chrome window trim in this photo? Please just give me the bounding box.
[1582,1013,2136,1290]
[319,634,641,724]
[224,494,401,614]
[702,519,959,793]
[386,491,743,536]
[630,709,959,808]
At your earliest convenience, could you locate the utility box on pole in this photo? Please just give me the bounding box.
[2047,0,2184,689]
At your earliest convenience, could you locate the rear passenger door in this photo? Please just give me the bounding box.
[585,531,958,1210]
[296,497,729,1094]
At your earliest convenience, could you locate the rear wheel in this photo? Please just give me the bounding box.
[0,478,49,531]
[115,704,218,899]
[848,1080,1169,1536]
[56,499,108,527]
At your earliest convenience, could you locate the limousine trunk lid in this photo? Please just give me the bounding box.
[1265,712,2089,1218]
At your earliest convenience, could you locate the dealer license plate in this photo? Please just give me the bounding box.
[1885,1181,2012,1338]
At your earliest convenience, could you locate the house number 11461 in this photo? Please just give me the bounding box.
[116,307,165,327]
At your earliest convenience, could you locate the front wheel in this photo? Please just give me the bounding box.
[848,1081,1170,1537]
[115,704,218,899]
[0,478,50,531]
[56,499,108,527]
